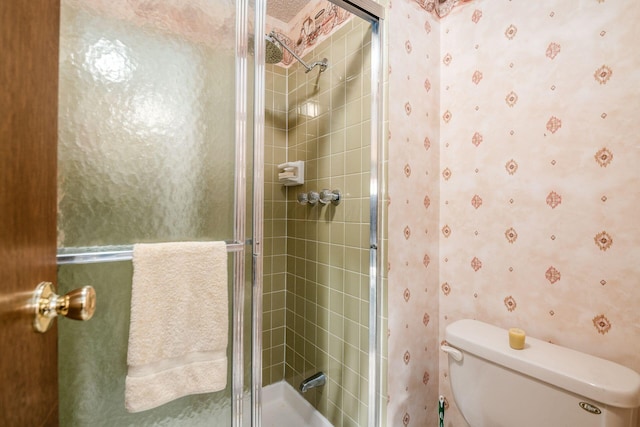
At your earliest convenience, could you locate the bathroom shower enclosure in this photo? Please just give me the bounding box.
[260,0,385,423]
[52,0,384,426]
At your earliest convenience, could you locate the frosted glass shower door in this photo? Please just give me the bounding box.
[56,1,249,425]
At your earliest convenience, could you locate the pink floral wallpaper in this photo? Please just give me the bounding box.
[388,0,640,426]
[387,0,441,425]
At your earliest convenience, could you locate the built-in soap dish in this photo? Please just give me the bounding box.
[278,161,304,186]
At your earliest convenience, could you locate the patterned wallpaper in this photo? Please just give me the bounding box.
[387,0,441,425]
[388,0,640,426]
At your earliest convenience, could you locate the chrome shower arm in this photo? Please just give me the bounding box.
[307,59,328,73]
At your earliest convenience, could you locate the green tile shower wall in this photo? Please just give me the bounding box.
[263,63,289,386]
[263,19,373,427]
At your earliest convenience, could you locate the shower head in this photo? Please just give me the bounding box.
[265,31,328,73]
[265,34,283,64]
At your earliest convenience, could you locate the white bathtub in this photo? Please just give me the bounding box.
[261,381,332,427]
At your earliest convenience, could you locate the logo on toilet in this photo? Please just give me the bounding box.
[579,402,602,415]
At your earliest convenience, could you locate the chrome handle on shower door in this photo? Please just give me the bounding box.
[32,281,96,333]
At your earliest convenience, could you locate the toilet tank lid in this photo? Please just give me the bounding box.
[445,319,640,409]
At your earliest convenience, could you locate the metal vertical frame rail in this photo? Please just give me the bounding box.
[234,0,249,423]
[252,0,266,424]
[368,15,385,427]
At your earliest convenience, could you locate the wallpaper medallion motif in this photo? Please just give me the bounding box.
[388,0,640,426]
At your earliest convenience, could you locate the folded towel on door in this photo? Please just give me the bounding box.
[125,241,228,413]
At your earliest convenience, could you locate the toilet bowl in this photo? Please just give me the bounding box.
[442,319,640,427]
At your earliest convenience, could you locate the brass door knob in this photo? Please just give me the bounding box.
[32,282,96,333]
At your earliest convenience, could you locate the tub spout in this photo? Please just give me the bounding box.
[299,372,326,393]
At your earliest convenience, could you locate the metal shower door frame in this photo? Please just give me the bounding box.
[234,0,252,425]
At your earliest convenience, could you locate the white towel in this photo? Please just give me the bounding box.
[125,241,228,413]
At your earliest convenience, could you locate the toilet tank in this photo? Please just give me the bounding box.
[444,319,640,427]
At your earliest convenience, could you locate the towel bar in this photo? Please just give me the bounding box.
[56,240,249,265]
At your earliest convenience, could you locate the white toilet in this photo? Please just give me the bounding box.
[442,319,640,427]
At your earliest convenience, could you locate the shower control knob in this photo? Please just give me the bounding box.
[319,189,341,206]
[307,191,320,206]
[32,281,96,333]
[297,192,309,205]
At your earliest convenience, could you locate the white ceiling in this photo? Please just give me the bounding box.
[267,0,310,24]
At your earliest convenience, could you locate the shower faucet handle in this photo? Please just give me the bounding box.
[307,191,320,206]
[319,189,341,206]
[297,192,308,205]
